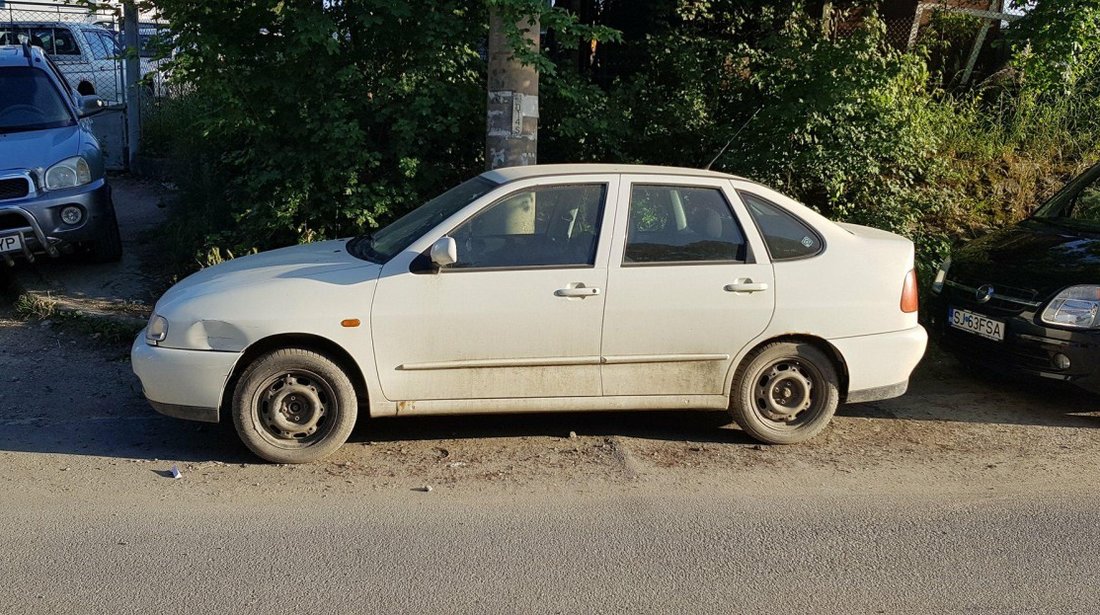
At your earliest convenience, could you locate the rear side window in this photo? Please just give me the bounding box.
[624,185,747,264]
[52,28,80,55]
[739,191,823,261]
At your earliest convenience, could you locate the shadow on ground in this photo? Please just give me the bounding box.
[352,409,749,446]
[841,351,1100,429]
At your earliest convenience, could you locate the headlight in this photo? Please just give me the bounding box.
[1041,285,1100,329]
[931,256,951,294]
[44,156,92,191]
[146,315,169,344]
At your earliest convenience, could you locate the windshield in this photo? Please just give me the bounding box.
[0,66,74,133]
[349,177,497,263]
[1033,162,1100,231]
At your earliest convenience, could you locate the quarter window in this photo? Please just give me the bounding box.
[448,184,606,269]
[624,185,747,264]
[739,191,823,261]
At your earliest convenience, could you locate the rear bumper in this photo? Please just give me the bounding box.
[131,334,241,423]
[830,326,927,402]
[0,179,114,260]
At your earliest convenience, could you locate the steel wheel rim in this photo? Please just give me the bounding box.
[751,357,825,429]
[252,369,337,447]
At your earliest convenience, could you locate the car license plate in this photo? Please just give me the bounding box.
[948,307,1005,341]
[0,234,22,254]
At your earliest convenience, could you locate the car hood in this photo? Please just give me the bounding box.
[0,124,82,172]
[158,239,380,308]
[952,218,1100,297]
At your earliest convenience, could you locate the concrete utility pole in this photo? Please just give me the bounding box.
[123,1,140,170]
[485,9,539,170]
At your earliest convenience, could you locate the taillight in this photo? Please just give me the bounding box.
[901,269,919,313]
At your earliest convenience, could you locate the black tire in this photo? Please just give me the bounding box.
[232,348,357,463]
[90,215,123,263]
[729,342,840,444]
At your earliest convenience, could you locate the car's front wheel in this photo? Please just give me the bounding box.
[730,342,839,444]
[89,215,122,263]
[232,348,358,463]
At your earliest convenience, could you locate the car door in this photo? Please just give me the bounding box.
[599,176,775,396]
[370,176,618,402]
[79,29,121,103]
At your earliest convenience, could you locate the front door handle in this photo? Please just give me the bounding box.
[555,284,601,298]
[724,279,769,293]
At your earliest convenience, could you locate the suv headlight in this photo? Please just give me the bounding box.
[146,314,169,344]
[1041,285,1100,329]
[931,256,951,294]
[44,156,92,191]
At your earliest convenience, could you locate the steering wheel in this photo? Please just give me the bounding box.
[0,105,46,122]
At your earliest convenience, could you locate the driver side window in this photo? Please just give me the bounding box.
[449,184,606,270]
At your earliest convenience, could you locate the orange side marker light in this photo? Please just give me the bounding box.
[901,269,919,314]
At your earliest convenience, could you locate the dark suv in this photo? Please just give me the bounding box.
[0,43,121,264]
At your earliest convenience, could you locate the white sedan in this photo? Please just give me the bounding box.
[132,164,927,463]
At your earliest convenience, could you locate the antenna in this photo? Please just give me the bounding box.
[703,107,761,171]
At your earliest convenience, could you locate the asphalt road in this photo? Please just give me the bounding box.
[3,486,1098,614]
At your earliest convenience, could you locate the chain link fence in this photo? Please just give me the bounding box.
[0,1,128,103]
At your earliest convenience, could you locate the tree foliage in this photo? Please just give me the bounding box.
[150,0,1100,282]
[152,0,614,255]
[1010,0,1100,97]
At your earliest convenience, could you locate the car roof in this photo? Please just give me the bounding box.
[482,164,746,184]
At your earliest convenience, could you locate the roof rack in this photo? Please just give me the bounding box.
[21,42,32,65]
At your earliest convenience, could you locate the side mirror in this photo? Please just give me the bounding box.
[78,95,106,117]
[429,236,457,268]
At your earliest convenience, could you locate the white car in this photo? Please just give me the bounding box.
[132,165,927,463]
[0,22,124,102]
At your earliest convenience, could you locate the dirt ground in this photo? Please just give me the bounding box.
[3,176,1100,500]
[4,304,1100,496]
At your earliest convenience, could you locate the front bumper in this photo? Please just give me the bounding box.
[929,294,1100,393]
[0,179,114,262]
[131,334,242,423]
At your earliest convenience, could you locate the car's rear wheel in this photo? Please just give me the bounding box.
[730,342,839,444]
[232,348,357,463]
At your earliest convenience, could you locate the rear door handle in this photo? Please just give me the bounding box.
[724,279,769,293]
[555,284,601,298]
